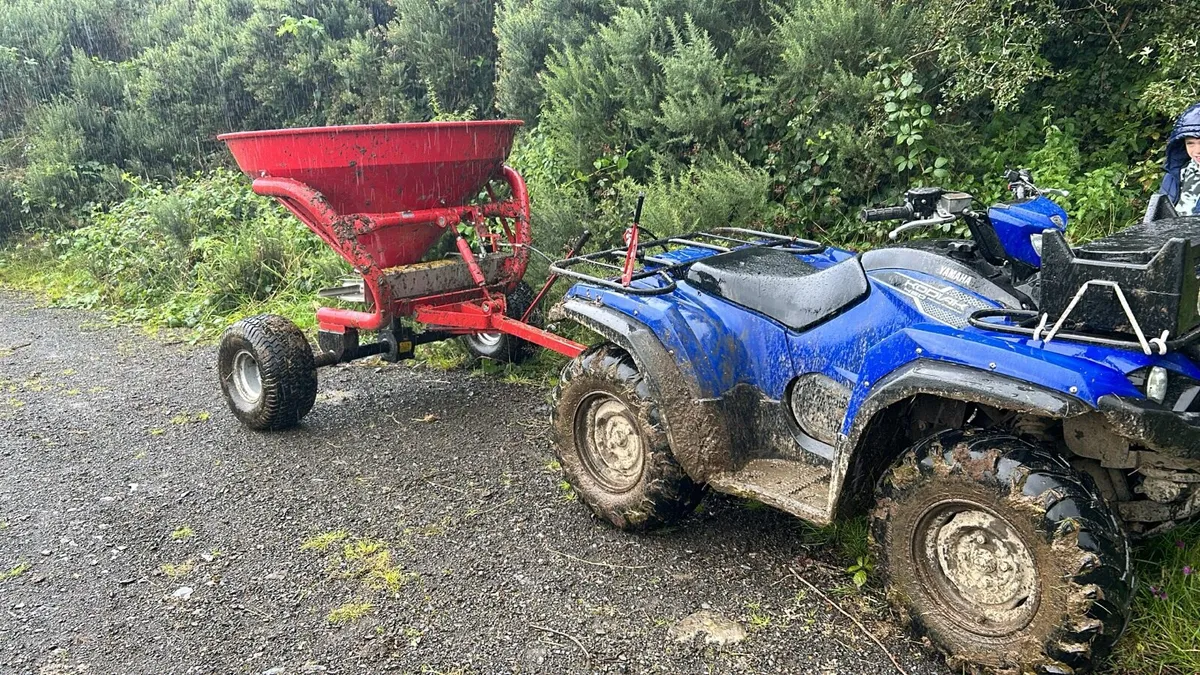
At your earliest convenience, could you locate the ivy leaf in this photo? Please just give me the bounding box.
[900,71,914,87]
[884,101,898,113]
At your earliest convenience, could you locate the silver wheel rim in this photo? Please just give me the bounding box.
[471,332,503,348]
[577,393,645,493]
[231,350,263,406]
[914,500,1039,637]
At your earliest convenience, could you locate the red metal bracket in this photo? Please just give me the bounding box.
[414,302,586,358]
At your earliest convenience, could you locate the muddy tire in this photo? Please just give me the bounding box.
[550,344,703,530]
[871,429,1133,674]
[462,282,540,364]
[217,314,317,431]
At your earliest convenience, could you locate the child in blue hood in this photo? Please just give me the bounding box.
[1163,102,1200,215]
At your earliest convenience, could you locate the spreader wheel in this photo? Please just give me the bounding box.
[462,281,541,364]
[218,314,317,431]
[871,429,1133,674]
[550,344,703,530]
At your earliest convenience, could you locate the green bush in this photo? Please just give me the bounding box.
[2,169,346,334]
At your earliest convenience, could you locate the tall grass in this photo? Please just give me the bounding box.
[1114,523,1200,673]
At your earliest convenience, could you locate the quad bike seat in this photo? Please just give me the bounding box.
[685,246,869,331]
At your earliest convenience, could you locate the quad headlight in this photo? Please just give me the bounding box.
[1127,365,1200,411]
[1147,366,1169,405]
[1030,233,1044,257]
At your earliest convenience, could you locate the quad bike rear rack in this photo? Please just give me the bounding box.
[549,227,824,295]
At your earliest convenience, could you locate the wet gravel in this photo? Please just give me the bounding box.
[0,292,948,674]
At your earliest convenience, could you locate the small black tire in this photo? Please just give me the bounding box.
[871,429,1133,674]
[550,343,703,530]
[217,314,318,431]
[462,281,541,364]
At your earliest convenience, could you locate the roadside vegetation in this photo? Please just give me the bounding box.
[2,0,1199,670]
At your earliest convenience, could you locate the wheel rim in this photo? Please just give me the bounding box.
[912,500,1040,637]
[231,350,263,406]
[470,332,503,348]
[576,393,646,493]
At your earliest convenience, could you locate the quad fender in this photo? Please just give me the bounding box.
[552,297,736,481]
[829,359,1091,518]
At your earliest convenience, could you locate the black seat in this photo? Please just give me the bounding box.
[685,246,869,331]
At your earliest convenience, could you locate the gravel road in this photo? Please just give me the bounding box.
[0,292,947,675]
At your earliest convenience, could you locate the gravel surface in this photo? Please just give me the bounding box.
[0,292,948,674]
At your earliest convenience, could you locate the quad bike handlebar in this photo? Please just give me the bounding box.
[1004,168,1068,200]
[860,205,914,222]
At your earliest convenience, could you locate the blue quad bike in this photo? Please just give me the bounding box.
[546,171,1200,674]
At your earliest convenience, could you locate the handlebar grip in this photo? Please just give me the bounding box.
[633,192,645,224]
[860,205,914,223]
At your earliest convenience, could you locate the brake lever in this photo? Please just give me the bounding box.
[888,214,957,241]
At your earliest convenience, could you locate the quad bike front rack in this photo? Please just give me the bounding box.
[970,223,1200,354]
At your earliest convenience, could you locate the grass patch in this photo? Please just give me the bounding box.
[170,525,195,541]
[1,561,30,580]
[300,530,349,552]
[327,601,373,624]
[170,411,210,424]
[342,538,415,593]
[303,532,416,595]
[160,561,194,578]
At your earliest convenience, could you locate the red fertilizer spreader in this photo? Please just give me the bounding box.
[215,121,586,430]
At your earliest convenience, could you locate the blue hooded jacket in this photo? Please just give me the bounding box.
[1162,102,1200,204]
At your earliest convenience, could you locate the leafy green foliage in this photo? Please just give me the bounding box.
[0,169,345,336]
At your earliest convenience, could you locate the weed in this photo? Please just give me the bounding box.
[847,556,873,589]
[342,538,387,562]
[170,411,210,425]
[327,601,373,624]
[544,459,562,473]
[160,561,194,578]
[746,602,773,630]
[2,562,30,580]
[300,530,349,552]
[343,538,414,592]
[148,428,164,436]
[170,525,194,541]
[558,480,577,502]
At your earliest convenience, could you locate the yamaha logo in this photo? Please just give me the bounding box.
[938,266,975,287]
